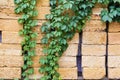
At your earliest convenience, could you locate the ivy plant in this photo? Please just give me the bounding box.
[101,0,120,22]
[14,0,38,80]
[14,0,120,80]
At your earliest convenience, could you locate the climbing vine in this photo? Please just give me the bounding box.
[40,0,120,80]
[101,0,120,22]
[14,0,38,80]
[14,0,120,80]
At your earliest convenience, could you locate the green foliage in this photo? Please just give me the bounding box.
[14,0,38,79]
[40,0,96,80]
[101,0,120,22]
[40,0,120,80]
[14,0,120,80]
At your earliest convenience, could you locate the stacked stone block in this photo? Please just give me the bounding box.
[108,22,120,79]
[0,1,23,79]
[82,5,106,79]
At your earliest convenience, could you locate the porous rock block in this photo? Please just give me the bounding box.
[82,56,105,68]
[68,33,79,44]
[36,0,49,7]
[92,8,103,16]
[0,68,21,79]
[0,56,23,67]
[37,7,50,19]
[59,56,76,68]
[0,6,19,19]
[83,20,106,32]
[91,8,103,20]
[83,68,105,79]
[0,6,50,19]
[109,68,120,79]
[29,68,77,79]
[0,0,8,6]
[108,33,120,44]
[36,33,43,43]
[63,44,78,56]
[82,45,106,56]
[82,32,106,44]
[0,44,21,55]
[2,31,22,44]
[32,56,76,68]
[58,68,77,79]
[108,45,120,56]
[108,56,120,68]
[0,19,22,31]
[109,22,120,32]
[35,44,43,55]
[91,14,101,20]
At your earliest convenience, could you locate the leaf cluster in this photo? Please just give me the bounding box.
[40,0,96,80]
[14,0,38,80]
[101,0,120,22]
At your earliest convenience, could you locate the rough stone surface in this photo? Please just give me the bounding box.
[109,22,120,32]
[63,44,78,56]
[82,45,106,56]
[108,56,120,67]
[0,19,22,31]
[83,20,106,32]
[0,44,21,55]
[0,0,8,6]
[92,8,103,15]
[37,7,50,19]
[108,45,120,56]
[109,33,120,44]
[83,68,105,79]
[35,45,43,55]
[109,68,120,79]
[58,68,78,79]
[2,31,22,43]
[82,56,105,68]
[0,56,23,67]
[82,32,106,44]
[0,68,21,79]
[59,56,76,68]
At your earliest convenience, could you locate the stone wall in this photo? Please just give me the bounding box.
[0,0,120,79]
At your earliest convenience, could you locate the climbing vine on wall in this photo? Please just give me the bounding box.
[101,0,120,22]
[14,0,38,80]
[14,0,120,80]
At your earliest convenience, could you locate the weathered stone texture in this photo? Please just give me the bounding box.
[2,31,22,43]
[108,45,120,56]
[108,56,120,67]
[82,56,105,68]
[0,68,21,79]
[83,68,105,79]
[109,22,120,32]
[109,33,120,44]
[82,32,106,44]
[0,44,21,55]
[109,68,120,79]
[0,56,23,67]
[82,45,106,56]
[83,20,106,32]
